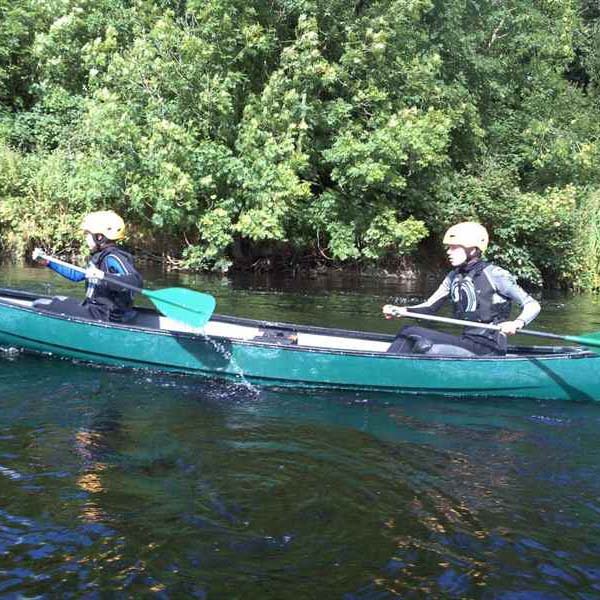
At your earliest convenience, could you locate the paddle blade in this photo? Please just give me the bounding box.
[565,333,600,350]
[143,287,216,328]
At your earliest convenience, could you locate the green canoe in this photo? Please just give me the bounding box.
[0,287,598,401]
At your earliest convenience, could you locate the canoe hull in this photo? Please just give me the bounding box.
[0,291,598,401]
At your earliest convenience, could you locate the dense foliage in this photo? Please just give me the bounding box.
[1,0,599,287]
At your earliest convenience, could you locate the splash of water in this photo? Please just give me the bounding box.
[198,330,259,396]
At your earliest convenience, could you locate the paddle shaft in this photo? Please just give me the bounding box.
[400,310,573,344]
[39,253,142,296]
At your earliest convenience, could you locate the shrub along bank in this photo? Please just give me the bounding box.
[1,0,600,288]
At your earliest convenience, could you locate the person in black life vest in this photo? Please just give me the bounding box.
[31,210,143,323]
[382,222,541,356]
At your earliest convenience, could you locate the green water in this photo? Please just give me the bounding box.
[1,264,600,598]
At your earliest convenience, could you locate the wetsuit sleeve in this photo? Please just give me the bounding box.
[100,254,143,292]
[407,276,451,315]
[47,261,86,282]
[486,266,541,325]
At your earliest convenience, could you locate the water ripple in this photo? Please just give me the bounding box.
[1,356,599,596]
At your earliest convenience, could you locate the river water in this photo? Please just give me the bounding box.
[0,264,599,598]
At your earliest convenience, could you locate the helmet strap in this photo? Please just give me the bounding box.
[466,247,481,261]
[93,233,108,248]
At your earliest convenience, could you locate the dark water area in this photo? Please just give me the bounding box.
[1,264,600,598]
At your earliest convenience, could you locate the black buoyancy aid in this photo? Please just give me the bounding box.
[448,261,512,323]
[85,246,141,322]
[448,261,511,353]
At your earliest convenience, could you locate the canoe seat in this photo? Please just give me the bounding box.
[296,332,391,353]
[124,311,261,339]
[201,321,260,340]
[251,329,298,345]
[156,316,261,340]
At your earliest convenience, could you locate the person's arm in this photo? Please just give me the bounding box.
[47,261,86,282]
[383,276,451,318]
[485,266,541,334]
[31,248,86,282]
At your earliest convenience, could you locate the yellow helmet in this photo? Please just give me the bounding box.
[442,222,489,252]
[80,210,126,241]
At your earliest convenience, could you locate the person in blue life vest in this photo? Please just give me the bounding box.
[382,222,541,356]
[31,210,143,323]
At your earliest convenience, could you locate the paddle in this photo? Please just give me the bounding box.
[38,253,216,328]
[388,308,600,350]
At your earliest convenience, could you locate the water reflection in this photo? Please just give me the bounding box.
[1,363,599,595]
